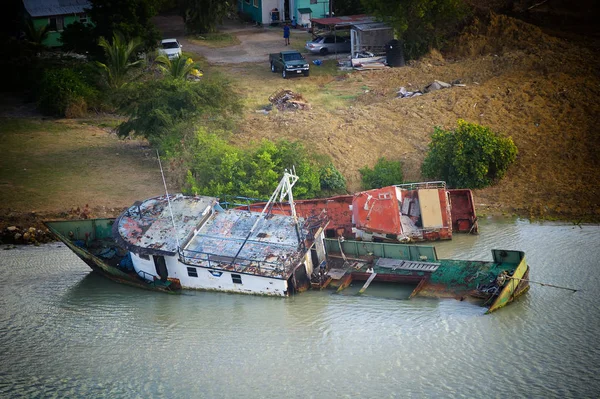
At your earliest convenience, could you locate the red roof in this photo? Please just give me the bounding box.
[311,14,375,27]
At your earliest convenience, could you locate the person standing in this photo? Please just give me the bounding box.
[283,23,290,45]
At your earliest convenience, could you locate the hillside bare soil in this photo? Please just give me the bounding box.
[226,14,599,221]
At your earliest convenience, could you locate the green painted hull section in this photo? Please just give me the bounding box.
[44,219,179,293]
[325,239,528,311]
[324,238,438,262]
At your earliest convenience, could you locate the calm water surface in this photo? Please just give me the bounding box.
[1,219,599,398]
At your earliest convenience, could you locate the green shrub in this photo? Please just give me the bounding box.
[319,163,347,194]
[359,157,404,189]
[37,68,98,117]
[180,129,345,199]
[421,119,518,189]
[116,77,241,143]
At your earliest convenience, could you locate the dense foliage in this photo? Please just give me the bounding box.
[178,0,232,33]
[115,77,241,143]
[359,157,404,189]
[361,0,469,59]
[96,33,144,88]
[182,131,344,199]
[155,55,202,80]
[421,120,518,189]
[37,68,98,117]
[319,163,347,194]
[61,0,160,55]
[88,0,161,52]
[59,22,96,53]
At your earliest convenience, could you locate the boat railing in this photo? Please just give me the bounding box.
[218,195,268,210]
[394,181,446,190]
[136,269,157,281]
[178,248,293,277]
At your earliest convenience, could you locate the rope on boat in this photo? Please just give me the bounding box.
[505,275,578,293]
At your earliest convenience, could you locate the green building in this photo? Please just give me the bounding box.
[23,0,91,47]
[237,0,329,28]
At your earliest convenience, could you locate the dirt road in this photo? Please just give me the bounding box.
[153,15,317,64]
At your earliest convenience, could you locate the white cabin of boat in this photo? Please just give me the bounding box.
[113,191,315,296]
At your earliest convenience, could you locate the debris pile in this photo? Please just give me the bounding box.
[268,89,311,111]
[396,80,466,99]
[351,56,388,70]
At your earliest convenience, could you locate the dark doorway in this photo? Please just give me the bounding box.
[153,255,168,281]
[284,0,290,21]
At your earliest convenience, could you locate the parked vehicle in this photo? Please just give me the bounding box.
[158,38,182,59]
[269,50,310,79]
[305,35,351,55]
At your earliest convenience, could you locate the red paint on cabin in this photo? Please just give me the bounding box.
[235,184,478,243]
[353,186,401,236]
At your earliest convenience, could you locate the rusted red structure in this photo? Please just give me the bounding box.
[237,182,477,243]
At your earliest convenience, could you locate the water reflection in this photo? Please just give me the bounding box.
[0,220,599,398]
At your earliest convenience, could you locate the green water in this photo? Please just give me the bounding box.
[1,219,599,398]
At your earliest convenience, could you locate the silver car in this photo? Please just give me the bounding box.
[305,35,351,55]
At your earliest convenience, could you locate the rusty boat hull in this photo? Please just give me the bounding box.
[322,239,529,313]
[44,219,181,293]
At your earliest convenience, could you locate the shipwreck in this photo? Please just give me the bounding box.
[45,174,527,312]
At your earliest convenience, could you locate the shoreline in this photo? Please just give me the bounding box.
[1,202,597,247]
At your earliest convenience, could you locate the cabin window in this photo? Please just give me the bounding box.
[187,267,198,278]
[253,0,258,7]
[231,274,243,284]
[244,0,250,4]
[139,254,150,260]
[79,13,88,24]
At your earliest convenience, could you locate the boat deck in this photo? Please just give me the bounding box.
[180,210,306,278]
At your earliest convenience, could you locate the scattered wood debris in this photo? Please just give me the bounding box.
[351,56,389,70]
[396,80,466,99]
[268,89,311,111]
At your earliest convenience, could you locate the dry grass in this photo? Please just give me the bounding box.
[0,118,166,216]
[186,32,241,48]
[224,14,600,221]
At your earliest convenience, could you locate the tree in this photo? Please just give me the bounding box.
[60,21,96,53]
[334,0,365,16]
[96,33,144,88]
[319,163,347,194]
[116,77,241,142]
[421,120,518,189]
[359,157,404,189]
[179,0,231,33]
[155,55,200,80]
[88,0,161,52]
[24,19,49,45]
[361,0,469,59]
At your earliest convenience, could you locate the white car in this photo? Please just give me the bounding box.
[158,39,182,59]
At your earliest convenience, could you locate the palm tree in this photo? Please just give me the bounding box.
[96,33,144,88]
[155,55,201,80]
[24,19,49,46]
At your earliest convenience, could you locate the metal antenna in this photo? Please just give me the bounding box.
[157,150,180,249]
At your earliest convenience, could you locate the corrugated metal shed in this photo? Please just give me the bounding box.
[311,14,374,28]
[352,22,391,32]
[23,0,89,17]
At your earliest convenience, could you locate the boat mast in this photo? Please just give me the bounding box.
[229,171,301,266]
[157,150,180,250]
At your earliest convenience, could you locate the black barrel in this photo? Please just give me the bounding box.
[386,39,405,67]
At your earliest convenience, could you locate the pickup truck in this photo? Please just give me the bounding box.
[269,50,310,79]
